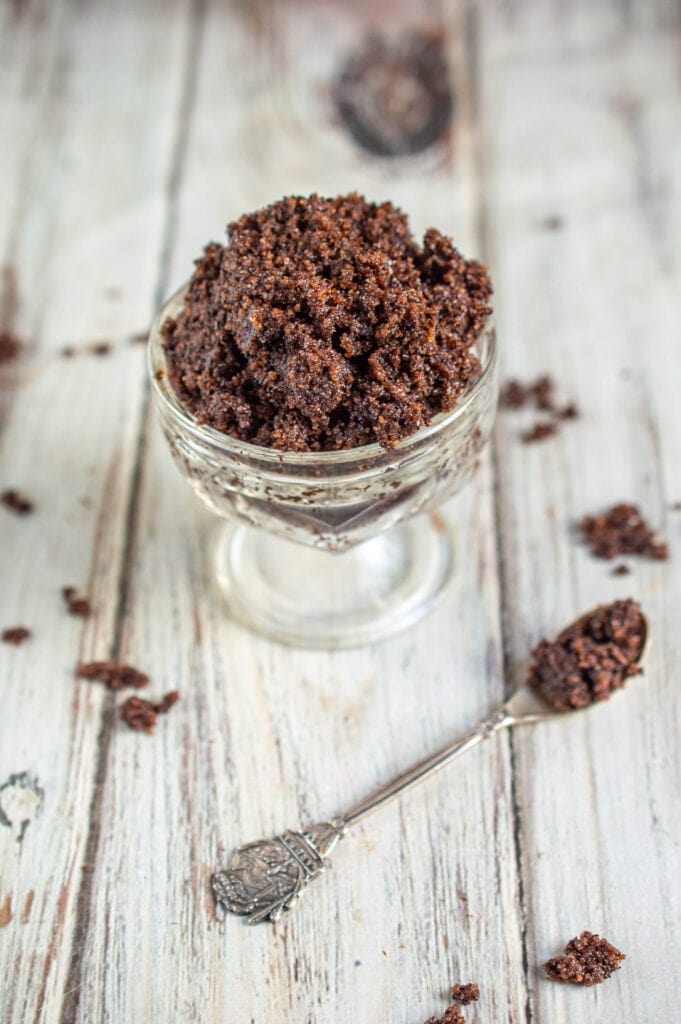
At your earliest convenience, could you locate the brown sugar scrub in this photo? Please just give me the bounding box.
[120,691,179,734]
[580,503,668,561]
[1,489,33,515]
[2,626,31,645]
[163,193,492,452]
[76,661,149,691]
[529,599,646,712]
[424,1007,464,1024]
[62,587,92,618]
[449,983,479,1005]
[544,931,625,986]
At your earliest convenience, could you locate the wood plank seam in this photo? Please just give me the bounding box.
[55,2,208,1019]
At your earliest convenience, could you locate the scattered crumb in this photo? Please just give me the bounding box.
[671,500,681,511]
[2,626,31,645]
[120,691,179,734]
[522,420,558,444]
[499,379,528,409]
[499,375,579,440]
[130,331,148,345]
[612,563,631,576]
[580,503,668,561]
[1,489,34,515]
[532,374,554,411]
[89,341,111,356]
[60,346,75,358]
[450,983,479,1005]
[76,661,149,690]
[425,1006,464,1024]
[155,690,180,713]
[529,599,646,711]
[544,931,625,986]
[0,328,21,364]
[540,214,564,231]
[62,586,92,618]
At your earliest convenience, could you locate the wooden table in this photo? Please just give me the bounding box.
[1,1,680,1021]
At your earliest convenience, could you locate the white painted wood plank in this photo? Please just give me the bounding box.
[0,3,195,1023]
[483,4,681,1020]
[68,2,526,1022]
[2,1,680,1022]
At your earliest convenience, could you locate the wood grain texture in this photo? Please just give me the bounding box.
[484,4,681,1020]
[0,1,679,1022]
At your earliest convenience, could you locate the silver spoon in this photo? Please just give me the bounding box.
[213,619,647,925]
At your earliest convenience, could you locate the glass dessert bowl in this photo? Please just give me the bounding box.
[149,287,498,648]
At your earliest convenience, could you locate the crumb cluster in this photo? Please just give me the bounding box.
[499,374,578,443]
[76,661,149,690]
[120,691,179,734]
[544,931,625,986]
[580,503,668,561]
[449,983,479,1006]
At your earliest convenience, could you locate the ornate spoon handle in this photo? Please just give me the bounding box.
[343,705,510,825]
[213,704,516,924]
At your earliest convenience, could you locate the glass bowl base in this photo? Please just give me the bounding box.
[214,517,453,649]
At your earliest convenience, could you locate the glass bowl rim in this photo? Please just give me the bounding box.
[148,283,497,467]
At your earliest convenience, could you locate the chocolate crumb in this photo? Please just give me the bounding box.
[544,931,625,986]
[522,420,558,444]
[62,587,92,618]
[580,503,668,561]
[2,626,31,645]
[425,1006,464,1024]
[529,599,646,712]
[0,328,21,364]
[449,983,479,1005]
[163,193,492,452]
[60,346,76,358]
[612,563,631,576]
[130,331,148,345]
[76,661,149,690]
[1,489,34,515]
[89,341,111,356]
[671,500,681,511]
[119,691,179,734]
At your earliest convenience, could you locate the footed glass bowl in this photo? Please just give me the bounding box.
[149,287,498,648]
